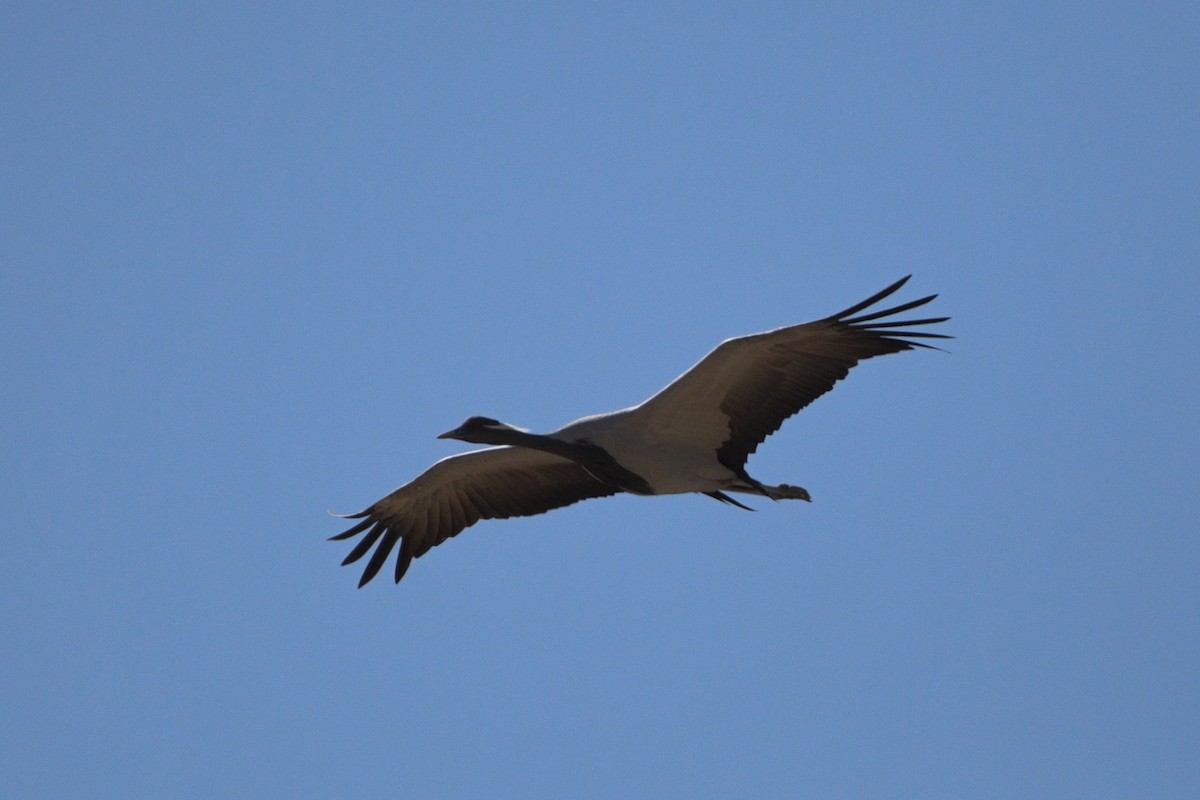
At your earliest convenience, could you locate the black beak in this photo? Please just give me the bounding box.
[437,428,460,440]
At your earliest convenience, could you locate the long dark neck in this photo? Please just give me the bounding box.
[490,429,581,460]
[488,429,654,495]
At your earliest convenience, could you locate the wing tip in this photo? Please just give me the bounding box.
[826,275,915,321]
[329,507,372,520]
[328,515,375,541]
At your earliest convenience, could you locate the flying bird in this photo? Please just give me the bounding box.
[331,275,949,586]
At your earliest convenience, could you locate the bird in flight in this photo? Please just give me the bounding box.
[331,275,949,586]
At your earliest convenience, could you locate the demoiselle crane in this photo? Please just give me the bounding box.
[331,275,949,586]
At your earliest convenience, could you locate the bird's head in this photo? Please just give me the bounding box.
[437,416,528,444]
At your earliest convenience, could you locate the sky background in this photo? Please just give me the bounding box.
[3,3,1198,798]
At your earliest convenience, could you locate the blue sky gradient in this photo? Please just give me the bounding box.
[3,3,1197,797]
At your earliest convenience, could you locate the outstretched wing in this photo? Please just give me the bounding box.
[331,447,619,586]
[634,275,950,470]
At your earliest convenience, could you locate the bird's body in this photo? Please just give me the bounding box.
[546,410,724,495]
[542,411,810,498]
[331,276,949,586]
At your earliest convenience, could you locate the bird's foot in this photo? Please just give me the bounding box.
[770,484,811,502]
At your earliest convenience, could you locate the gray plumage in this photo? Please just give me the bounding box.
[331,275,949,586]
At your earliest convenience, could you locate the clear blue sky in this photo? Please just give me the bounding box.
[3,3,1197,798]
